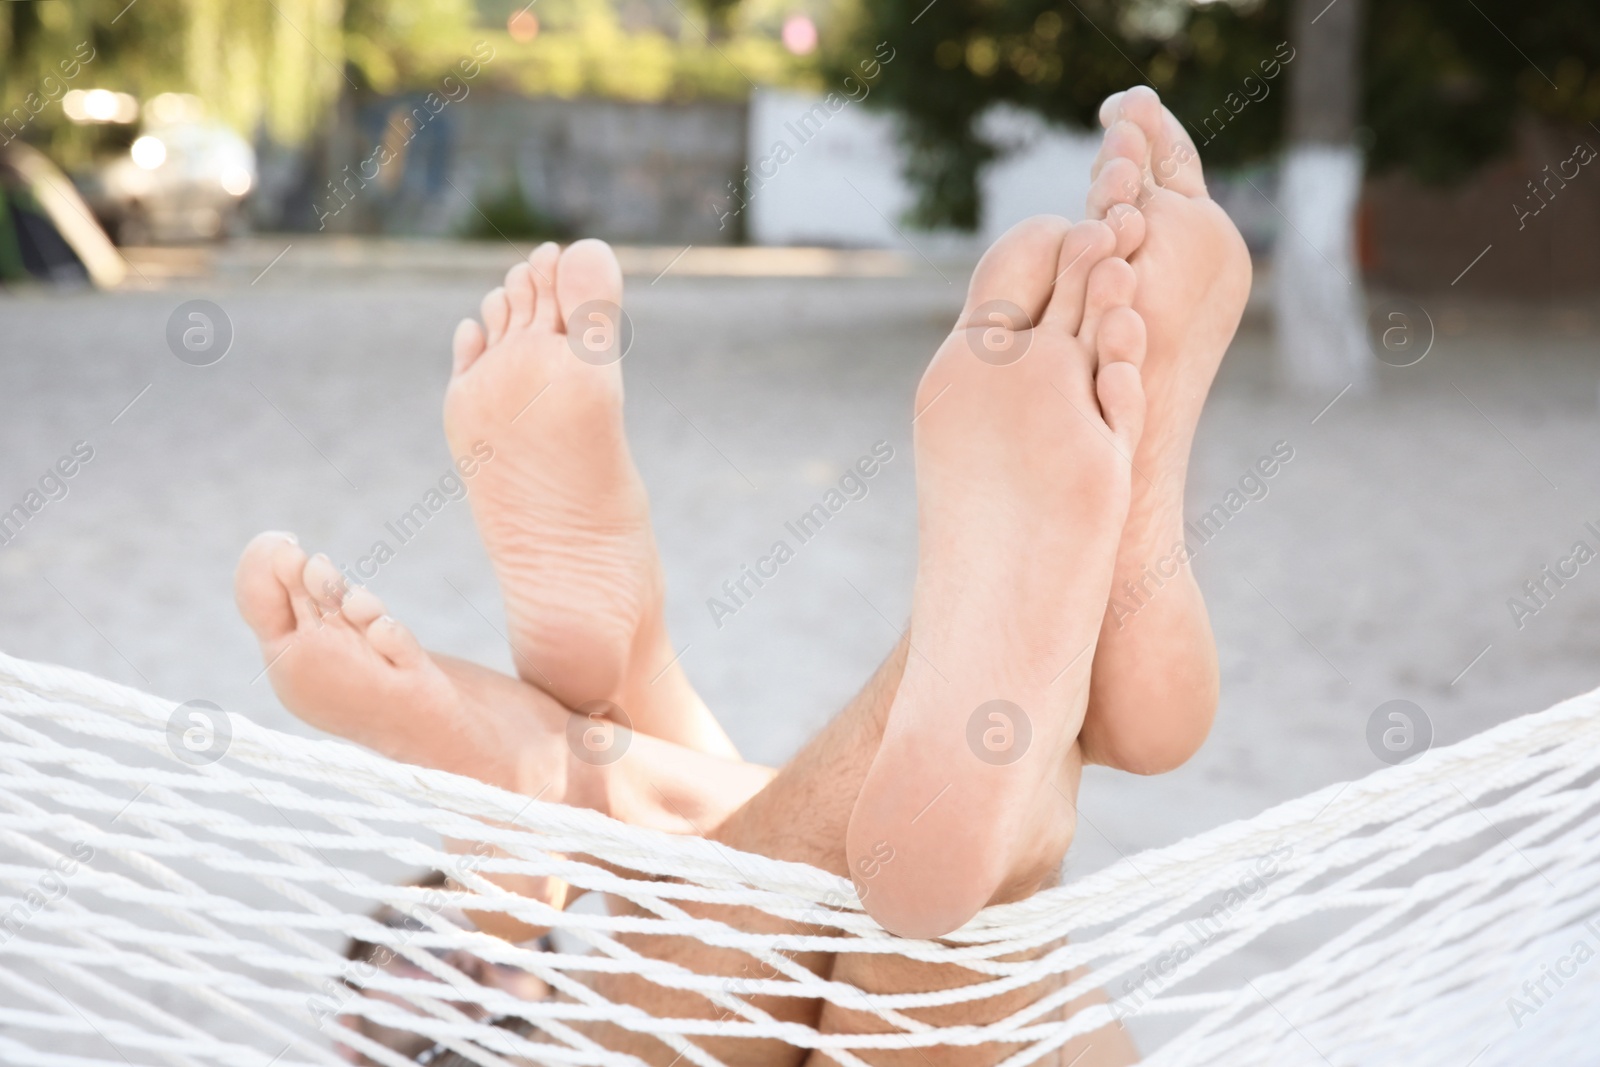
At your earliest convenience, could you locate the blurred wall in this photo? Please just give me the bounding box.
[1363,119,1600,295]
[453,94,746,243]
[287,92,748,243]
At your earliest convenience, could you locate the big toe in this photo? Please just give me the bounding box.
[556,238,626,364]
[1110,85,1206,197]
[1040,219,1118,335]
[958,215,1072,336]
[556,239,624,322]
[235,532,305,642]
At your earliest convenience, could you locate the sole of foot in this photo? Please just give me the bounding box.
[1073,85,1252,775]
[444,239,735,759]
[846,215,1149,938]
[234,530,560,790]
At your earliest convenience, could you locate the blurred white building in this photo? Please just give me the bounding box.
[744,88,1101,249]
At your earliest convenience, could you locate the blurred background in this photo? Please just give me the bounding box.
[1,0,1599,885]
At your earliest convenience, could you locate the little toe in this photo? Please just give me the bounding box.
[235,531,300,642]
[958,215,1072,335]
[480,287,510,344]
[1040,219,1117,334]
[303,553,349,615]
[504,262,536,327]
[528,242,561,331]
[340,586,387,630]
[452,318,486,376]
[1076,256,1138,358]
[367,615,425,669]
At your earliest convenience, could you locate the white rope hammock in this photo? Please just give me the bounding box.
[2,648,1598,1066]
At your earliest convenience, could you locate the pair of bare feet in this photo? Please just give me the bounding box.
[235,88,1250,943]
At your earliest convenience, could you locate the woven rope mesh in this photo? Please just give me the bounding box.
[2,649,1599,1067]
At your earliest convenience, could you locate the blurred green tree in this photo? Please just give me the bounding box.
[0,0,475,164]
[0,0,820,162]
[834,0,1600,229]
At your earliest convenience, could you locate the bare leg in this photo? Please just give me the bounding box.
[237,532,1132,1064]
[566,637,906,1067]
[580,634,1136,1067]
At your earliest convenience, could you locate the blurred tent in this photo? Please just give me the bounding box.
[0,142,126,287]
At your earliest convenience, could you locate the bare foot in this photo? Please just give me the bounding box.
[234,531,544,787]
[233,531,770,823]
[444,240,735,758]
[846,216,1149,938]
[1075,85,1252,775]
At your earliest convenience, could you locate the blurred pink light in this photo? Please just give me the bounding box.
[782,14,817,56]
[508,9,539,43]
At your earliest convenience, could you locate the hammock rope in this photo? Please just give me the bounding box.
[1,649,1598,1066]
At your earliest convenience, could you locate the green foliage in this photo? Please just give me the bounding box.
[457,180,570,240]
[478,0,816,102]
[1363,0,1600,184]
[3,0,381,163]
[0,0,816,165]
[834,0,1600,229]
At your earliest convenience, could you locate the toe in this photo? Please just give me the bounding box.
[1098,304,1147,371]
[452,318,486,376]
[265,535,318,629]
[1117,86,1166,140]
[504,262,536,327]
[555,238,624,331]
[303,553,348,615]
[480,287,510,343]
[1090,118,1148,181]
[1076,256,1137,359]
[1040,220,1117,334]
[1097,90,1129,130]
[1117,85,1206,197]
[1097,357,1146,451]
[1153,106,1207,196]
[528,242,561,331]
[340,586,387,630]
[367,615,425,669]
[958,215,1071,333]
[1105,203,1146,259]
[1086,155,1145,221]
[235,532,300,642]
